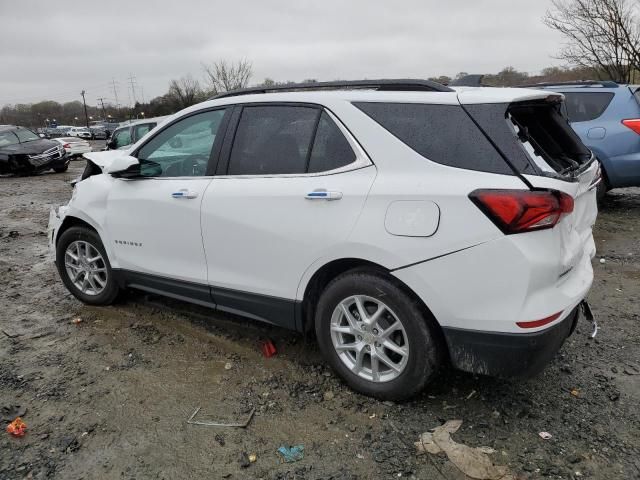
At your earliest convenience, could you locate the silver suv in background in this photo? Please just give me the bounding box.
[106,116,169,150]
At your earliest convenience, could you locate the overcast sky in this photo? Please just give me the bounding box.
[0,0,563,107]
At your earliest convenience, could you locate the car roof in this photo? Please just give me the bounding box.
[182,87,556,114]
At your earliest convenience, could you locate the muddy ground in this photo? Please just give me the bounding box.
[1,157,639,480]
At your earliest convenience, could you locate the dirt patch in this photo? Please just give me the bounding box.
[1,161,639,479]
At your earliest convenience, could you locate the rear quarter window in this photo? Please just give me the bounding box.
[353,102,513,175]
[562,92,614,122]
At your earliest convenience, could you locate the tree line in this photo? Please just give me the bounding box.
[2,0,638,129]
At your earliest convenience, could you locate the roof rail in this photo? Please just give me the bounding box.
[517,80,619,89]
[211,79,453,99]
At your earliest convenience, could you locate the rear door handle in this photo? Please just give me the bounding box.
[305,189,343,201]
[172,189,199,199]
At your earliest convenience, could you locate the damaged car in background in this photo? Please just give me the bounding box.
[49,80,599,400]
[0,125,69,175]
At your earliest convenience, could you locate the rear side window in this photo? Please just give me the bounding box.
[354,102,512,175]
[308,112,356,173]
[133,123,155,142]
[562,92,614,122]
[228,106,318,175]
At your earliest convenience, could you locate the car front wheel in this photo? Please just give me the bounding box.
[315,269,442,401]
[56,226,119,305]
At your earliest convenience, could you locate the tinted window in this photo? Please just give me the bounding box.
[354,102,510,174]
[137,109,226,177]
[562,92,614,122]
[308,112,356,173]
[228,106,318,175]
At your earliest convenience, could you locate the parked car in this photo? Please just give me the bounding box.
[0,125,69,174]
[106,117,168,150]
[67,127,93,139]
[53,137,92,158]
[522,81,640,198]
[90,127,108,140]
[48,80,599,400]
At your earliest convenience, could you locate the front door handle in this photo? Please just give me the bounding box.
[305,189,343,201]
[172,189,199,199]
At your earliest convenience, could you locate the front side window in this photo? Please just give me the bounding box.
[562,92,614,122]
[112,129,131,149]
[137,109,226,177]
[133,123,155,142]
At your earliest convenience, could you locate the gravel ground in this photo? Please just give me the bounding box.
[1,158,639,480]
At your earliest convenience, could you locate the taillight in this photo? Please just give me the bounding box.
[622,118,640,134]
[63,143,70,148]
[469,189,574,234]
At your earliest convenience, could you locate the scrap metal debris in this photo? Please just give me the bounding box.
[415,420,515,480]
[277,445,305,463]
[186,406,255,428]
[538,431,553,440]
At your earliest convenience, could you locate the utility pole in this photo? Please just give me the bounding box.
[80,90,89,128]
[128,73,138,105]
[97,97,107,119]
[111,78,120,108]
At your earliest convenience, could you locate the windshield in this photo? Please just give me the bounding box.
[0,130,21,147]
[13,127,40,143]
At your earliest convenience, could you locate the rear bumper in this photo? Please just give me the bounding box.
[442,305,579,377]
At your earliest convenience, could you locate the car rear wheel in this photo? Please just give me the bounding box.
[53,165,69,173]
[56,226,119,305]
[315,269,442,400]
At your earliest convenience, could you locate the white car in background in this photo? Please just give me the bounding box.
[53,137,92,158]
[48,79,599,400]
[67,127,92,139]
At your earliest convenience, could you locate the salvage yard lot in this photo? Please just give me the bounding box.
[1,160,639,479]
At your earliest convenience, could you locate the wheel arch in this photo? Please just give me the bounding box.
[299,258,447,356]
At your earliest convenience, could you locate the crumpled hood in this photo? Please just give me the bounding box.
[83,149,131,170]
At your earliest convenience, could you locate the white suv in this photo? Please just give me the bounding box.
[49,80,599,400]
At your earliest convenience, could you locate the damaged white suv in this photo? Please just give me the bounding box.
[49,80,599,400]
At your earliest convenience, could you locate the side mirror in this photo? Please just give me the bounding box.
[106,139,116,150]
[105,155,140,175]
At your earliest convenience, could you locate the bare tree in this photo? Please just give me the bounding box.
[544,0,640,83]
[202,59,253,95]
[167,75,203,109]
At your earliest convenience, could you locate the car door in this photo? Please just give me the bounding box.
[201,104,376,329]
[105,108,230,303]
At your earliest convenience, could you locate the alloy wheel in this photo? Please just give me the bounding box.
[330,295,409,383]
[64,240,108,296]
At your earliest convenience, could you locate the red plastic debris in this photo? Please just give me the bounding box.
[260,340,277,358]
[6,417,27,437]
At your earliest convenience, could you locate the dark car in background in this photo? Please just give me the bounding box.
[0,125,69,175]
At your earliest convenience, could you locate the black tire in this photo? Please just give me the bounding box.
[56,226,119,305]
[596,176,608,203]
[315,269,442,401]
[53,165,69,173]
